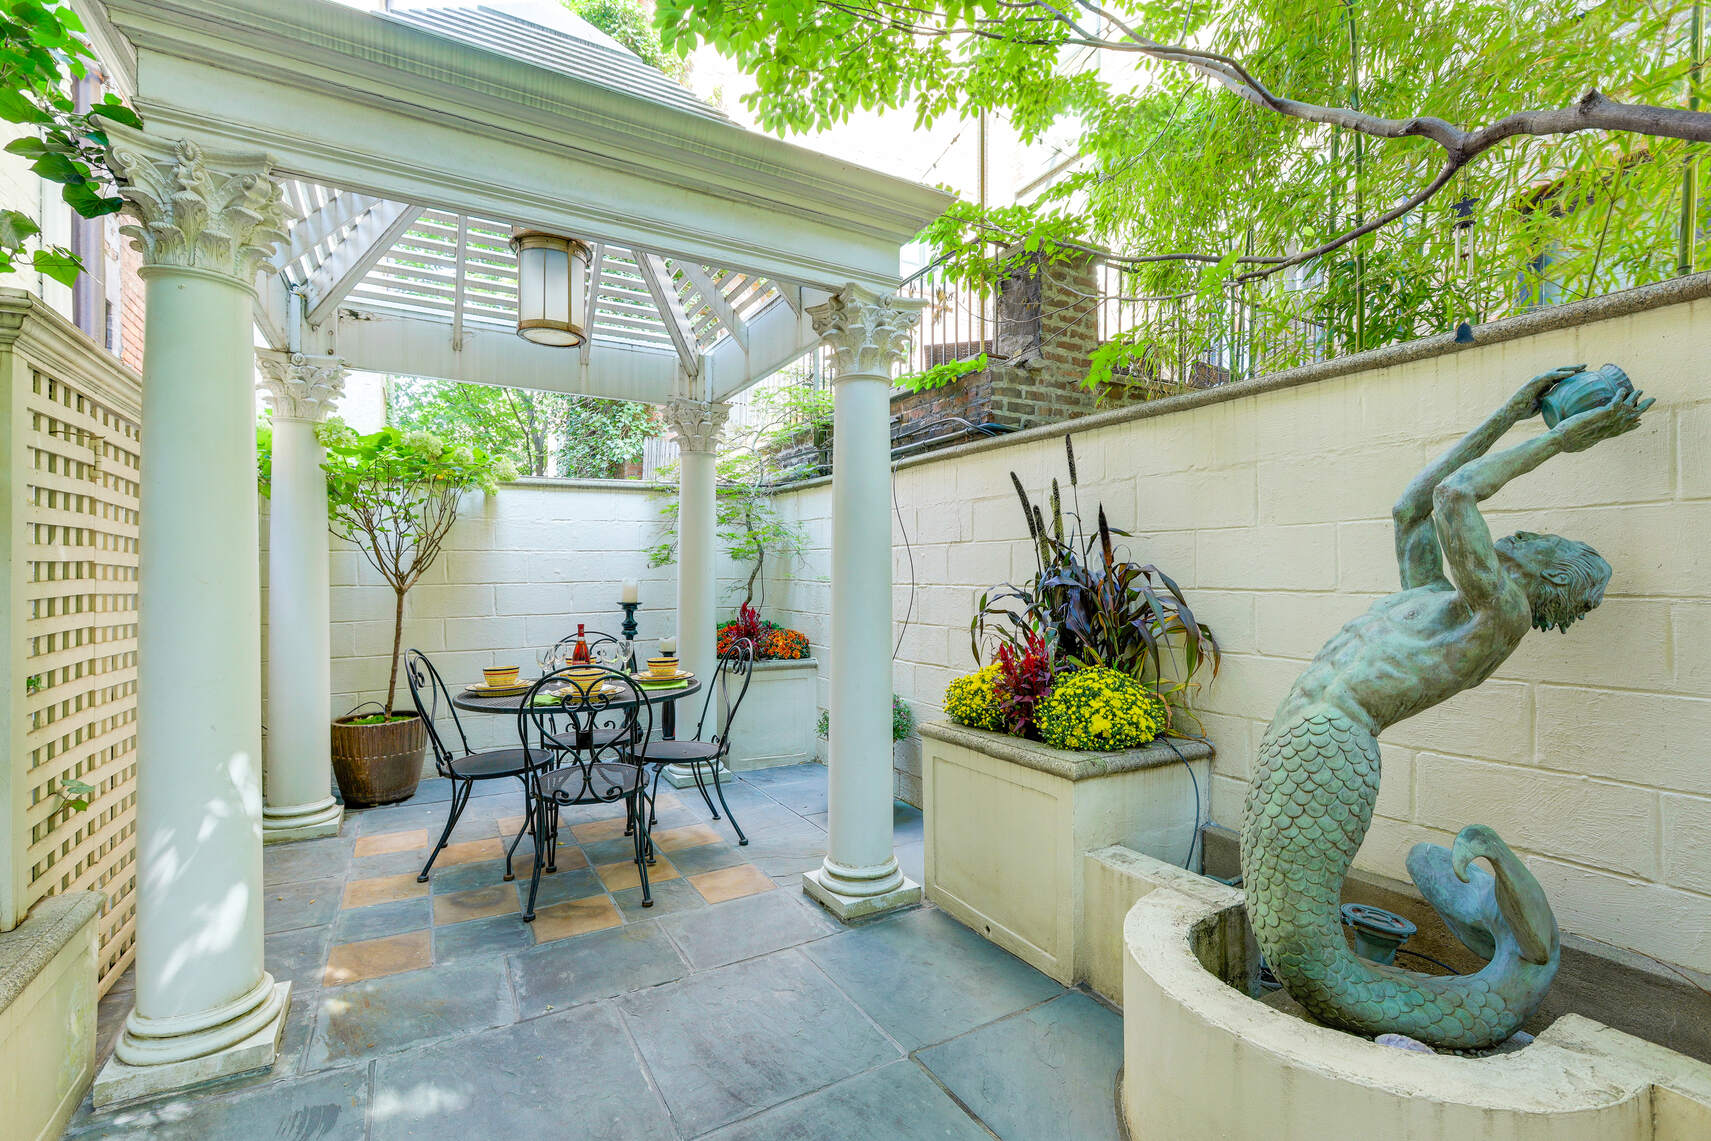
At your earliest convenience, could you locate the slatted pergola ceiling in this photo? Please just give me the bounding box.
[272,181,782,364]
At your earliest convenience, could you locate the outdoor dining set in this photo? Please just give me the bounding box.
[401,627,757,920]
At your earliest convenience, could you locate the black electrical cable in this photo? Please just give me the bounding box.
[892,476,917,661]
[1394,947,1459,975]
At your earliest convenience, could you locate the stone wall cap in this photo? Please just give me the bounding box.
[750,658,818,672]
[920,719,1212,780]
[0,891,104,1012]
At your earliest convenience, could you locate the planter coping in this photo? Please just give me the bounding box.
[750,658,818,673]
[920,720,1212,781]
[0,891,103,1013]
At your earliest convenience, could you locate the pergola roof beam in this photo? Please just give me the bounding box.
[637,252,700,378]
[302,200,422,326]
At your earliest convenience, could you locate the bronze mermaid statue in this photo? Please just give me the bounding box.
[1240,364,1652,1049]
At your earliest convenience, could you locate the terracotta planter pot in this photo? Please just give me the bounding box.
[330,711,427,807]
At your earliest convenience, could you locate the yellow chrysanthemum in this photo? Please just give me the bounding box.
[944,664,1005,733]
[1035,667,1167,751]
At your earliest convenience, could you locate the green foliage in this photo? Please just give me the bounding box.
[896,352,988,393]
[0,0,141,284]
[388,376,659,479]
[818,694,915,741]
[297,422,516,712]
[556,397,659,478]
[56,775,95,812]
[647,422,809,608]
[569,0,691,81]
[1035,668,1169,751]
[972,436,1219,705]
[660,0,1709,375]
[943,664,1006,733]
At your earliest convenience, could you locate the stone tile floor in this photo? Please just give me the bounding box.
[68,762,1123,1140]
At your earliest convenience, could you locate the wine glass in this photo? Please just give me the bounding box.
[592,641,620,672]
[536,645,557,678]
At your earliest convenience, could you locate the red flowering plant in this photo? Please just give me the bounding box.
[992,630,1055,738]
[716,602,811,661]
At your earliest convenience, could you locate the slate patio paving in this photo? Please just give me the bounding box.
[67,762,1123,1140]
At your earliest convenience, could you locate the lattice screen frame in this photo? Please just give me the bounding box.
[0,291,142,997]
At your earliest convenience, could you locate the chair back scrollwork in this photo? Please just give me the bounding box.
[520,665,652,804]
[404,648,473,777]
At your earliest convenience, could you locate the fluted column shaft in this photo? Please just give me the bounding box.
[802,284,926,921]
[662,399,728,771]
[258,352,345,842]
[94,126,293,1104]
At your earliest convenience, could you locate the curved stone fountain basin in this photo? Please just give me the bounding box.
[1117,857,1711,1141]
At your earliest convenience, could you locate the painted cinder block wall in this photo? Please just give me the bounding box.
[262,478,751,753]
[763,277,1711,975]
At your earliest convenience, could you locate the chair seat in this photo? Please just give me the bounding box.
[445,747,534,780]
[637,738,720,764]
[538,762,645,803]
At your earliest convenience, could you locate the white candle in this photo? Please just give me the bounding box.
[619,578,639,604]
[659,635,677,655]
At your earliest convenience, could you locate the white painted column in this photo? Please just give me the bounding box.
[803,284,926,921]
[94,129,293,1105]
[257,352,345,843]
[661,398,728,778]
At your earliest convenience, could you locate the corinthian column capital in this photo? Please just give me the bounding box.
[664,398,731,455]
[256,352,346,423]
[104,126,291,288]
[807,283,927,380]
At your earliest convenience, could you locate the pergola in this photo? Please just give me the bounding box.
[79,0,949,1103]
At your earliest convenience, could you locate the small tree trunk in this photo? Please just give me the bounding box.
[743,546,764,612]
[385,586,405,714]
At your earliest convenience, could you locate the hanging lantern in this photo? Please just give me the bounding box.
[509,228,590,347]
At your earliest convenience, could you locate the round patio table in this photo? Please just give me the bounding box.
[450,676,702,740]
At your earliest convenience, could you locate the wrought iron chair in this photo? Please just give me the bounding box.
[637,637,756,845]
[518,664,655,920]
[404,649,542,884]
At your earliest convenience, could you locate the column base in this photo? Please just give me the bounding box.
[662,762,731,790]
[262,797,343,844]
[803,864,922,923]
[93,979,291,1107]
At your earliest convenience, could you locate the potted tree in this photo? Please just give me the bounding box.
[266,423,514,805]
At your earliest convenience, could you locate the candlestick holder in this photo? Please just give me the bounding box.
[619,601,640,669]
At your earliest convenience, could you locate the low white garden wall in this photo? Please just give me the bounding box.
[263,477,756,753]
[764,273,1711,976]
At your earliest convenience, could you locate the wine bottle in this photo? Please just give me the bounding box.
[571,623,591,665]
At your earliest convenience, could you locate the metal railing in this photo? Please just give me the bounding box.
[896,253,996,378]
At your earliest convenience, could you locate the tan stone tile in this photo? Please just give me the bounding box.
[341,873,429,910]
[432,883,519,925]
[595,857,679,893]
[323,930,431,987]
[353,828,428,858]
[530,896,622,943]
[570,817,631,843]
[497,814,528,835]
[436,837,504,867]
[509,843,590,877]
[689,864,776,904]
[651,823,723,852]
[652,792,684,812]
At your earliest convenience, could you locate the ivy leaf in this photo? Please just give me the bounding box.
[31,248,83,287]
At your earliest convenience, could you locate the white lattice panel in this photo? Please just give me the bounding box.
[18,356,141,996]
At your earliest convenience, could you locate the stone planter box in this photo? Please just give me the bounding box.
[920,720,1212,986]
[725,658,818,772]
[0,892,102,1141]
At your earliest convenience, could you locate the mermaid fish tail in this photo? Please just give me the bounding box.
[1241,709,1560,1050]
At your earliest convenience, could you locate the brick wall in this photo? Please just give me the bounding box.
[764,277,1711,975]
[892,249,1151,443]
[118,243,144,374]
